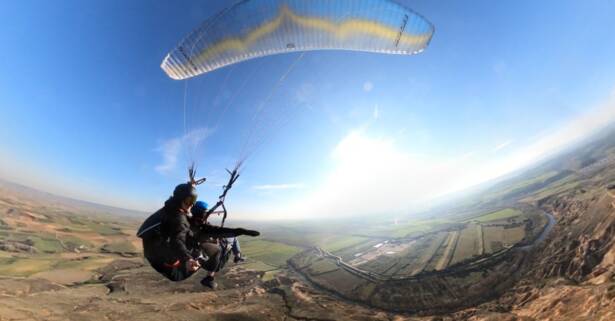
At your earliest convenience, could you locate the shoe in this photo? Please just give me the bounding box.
[201,276,217,289]
[234,253,246,264]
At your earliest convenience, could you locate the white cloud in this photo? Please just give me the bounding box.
[493,140,513,152]
[373,105,380,120]
[154,138,182,174]
[155,128,213,174]
[273,93,615,219]
[363,81,374,92]
[253,183,305,191]
[279,130,475,218]
[450,97,615,191]
[439,94,615,195]
[459,151,476,160]
[294,82,314,105]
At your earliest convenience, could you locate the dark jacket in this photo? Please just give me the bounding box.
[159,198,196,262]
[141,198,196,265]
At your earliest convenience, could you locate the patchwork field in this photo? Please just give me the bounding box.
[0,178,548,290]
[319,208,546,278]
[0,184,299,285]
[288,205,556,314]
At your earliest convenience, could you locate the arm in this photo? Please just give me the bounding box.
[167,215,195,261]
[197,225,260,240]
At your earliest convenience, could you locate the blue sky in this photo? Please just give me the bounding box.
[1,1,615,219]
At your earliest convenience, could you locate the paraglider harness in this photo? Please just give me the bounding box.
[189,163,242,271]
[202,164,240,228]
[201,165,241,270]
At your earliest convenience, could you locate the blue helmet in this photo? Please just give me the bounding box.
[191,200,209,217]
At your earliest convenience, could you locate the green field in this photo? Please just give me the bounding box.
[85,221,125,236]
[59,235,93,250]
[321,236,369,253]
[341,208,536,276]
[530,180,581,201]
[0,254,115,277]
[30,236,65,253]
[381,218,455,238]
[241,260,279,272]
[239,239,302,268]
[468,208,523,222]
[0,257,58,277]
[100,241,137,254]
[481,170,561,201]
[413,233,447,273]
[53,255,114,271]
[450,224,480,265]
[4,230,92,254]
[335,239,382,261]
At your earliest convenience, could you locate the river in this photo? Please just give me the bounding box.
[518,212,556,251]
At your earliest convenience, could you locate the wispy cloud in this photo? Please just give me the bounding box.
[275,91,615,219]
[447,92,615,194]
[363,81,374,92]
[154,128,213,174]
[253,183,305,191]
[294,82,314,105]
[155,139,182,174]
[493,140,513,152]
[373,105,380,120]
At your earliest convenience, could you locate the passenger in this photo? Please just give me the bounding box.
[190,201,259,289]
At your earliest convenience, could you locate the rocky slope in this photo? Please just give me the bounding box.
[448,187,615,321]
[0,259,409,321]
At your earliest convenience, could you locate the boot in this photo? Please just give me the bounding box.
[233,252,246,263]
[201,275,217,289]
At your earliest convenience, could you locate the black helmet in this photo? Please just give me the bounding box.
[173,183,197,204]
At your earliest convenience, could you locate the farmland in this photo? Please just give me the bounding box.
[289,206,552,313]
[0,180,546,285]
[303,207,546,278]
[0,182,298,285]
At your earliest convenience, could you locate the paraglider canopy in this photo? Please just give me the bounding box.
[161,0,435,80]
[157,0,435,225]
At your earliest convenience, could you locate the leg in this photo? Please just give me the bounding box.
[199,241,221,289]
[229,237,246,263]
[230,237,241,256]
[199,242,221,272]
